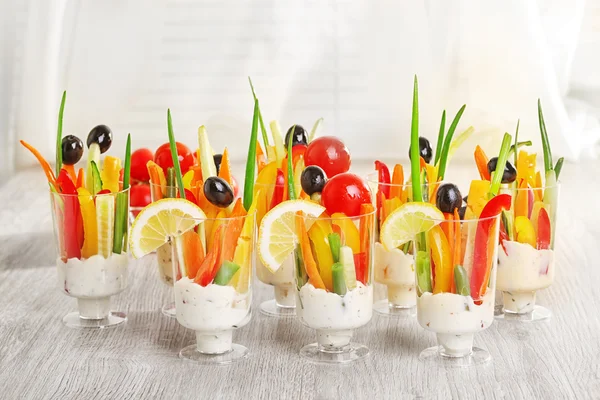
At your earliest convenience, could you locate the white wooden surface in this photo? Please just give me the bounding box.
[0,162,598,400]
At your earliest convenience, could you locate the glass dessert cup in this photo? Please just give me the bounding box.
[171,212,255,364]
[150,182,177,317]
[495,183,559,322]
[254,182,296,317]
[367,174,417,317]
[294,210,375,364]
[413,212,501,367]
[50,188,130,329]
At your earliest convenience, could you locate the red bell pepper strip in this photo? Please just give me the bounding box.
[470,193,511,301]
[353,253,367,285]
[56,169,82,260]
[269,169,285,209]
[195,224,225,286]
[537,207,551,250]
[184,189,198,206]
[374,160,391,199]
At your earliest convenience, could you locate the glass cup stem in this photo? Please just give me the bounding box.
[502,291,536,314]
[78,297,111,319]
[195,330,234,354]
[316,329,353,352]
[274,285,295,307]
[436,333,474,357]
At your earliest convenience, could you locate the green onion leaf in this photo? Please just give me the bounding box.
[308,117,323,143]
[167,109,186,199]
[434,110,446,166]
[56,91,66,177]
[287,124,297,200]
[554,157,564,179]
[437,104,466,180]
[488,132,512,197]
[248,77,270,152]
[538,99,553,172]
[112,133,131,254]
[410,75,422,202]
[244,99,260,210]
[513,119,520,165]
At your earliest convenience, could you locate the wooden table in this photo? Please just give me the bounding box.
[1,163,598,400]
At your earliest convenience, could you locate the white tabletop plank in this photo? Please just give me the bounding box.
[0,162,598,400]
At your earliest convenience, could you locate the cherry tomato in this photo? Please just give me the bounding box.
[304,136,351,178]
[321,173,371,217]
[130,148,154,182]
[154,142,195,174]
[130,184,152,207]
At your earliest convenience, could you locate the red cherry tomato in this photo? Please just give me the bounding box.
[154,142,194,175]
[130,184,152,207]
[321,173,372,217]
[130,148,154,182]
[304,136,351,178]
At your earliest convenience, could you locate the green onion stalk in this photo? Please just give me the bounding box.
[167,109,186,200]
[287,125,296,200]
[437,104,466,181]
[243,99,260,211]
[56,91,66,177]
[248,77,271,157]
[434,110,446,166]
[488,133,512,197]
[113,133,131,254]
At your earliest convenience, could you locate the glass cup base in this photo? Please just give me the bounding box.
[161,302,176,318]
[259,299,295,318]
[299,343,369,364]
[373,300,416,317]
[419,346,490,367]
[179,343,249,364]
[62,311,127,329]
[494,304,551,322]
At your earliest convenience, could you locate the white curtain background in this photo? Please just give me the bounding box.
[2,0,600,175]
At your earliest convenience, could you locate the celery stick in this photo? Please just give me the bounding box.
[269,120,286,164]
[214,261,241,285]
[328,232,341,263]
[308,117,323,143]
[434,110,446,166]
[501,210,514,241]
[166,167,176,198]
[295,244,307,291]
[332,262,347,296]
[56,91,66,177]
[454,265,470,296]
[416,248,432,294]
[197,125,217,180]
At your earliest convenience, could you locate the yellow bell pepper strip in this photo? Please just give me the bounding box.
[383,196,401,225]
[214,261,240,286]
[516,150,536,185]
[470,194,511,301]
[474,145,490,181]
[425,164,437,200]
[296,212,326,290]
[56,169,81,260]
[429,225,452,294]
[19,140,57,188]
[101,156,122,193]
[434,109,446,165]
[466,180,491,218]
[453,265,470,296]
[537,207,551,250]
[294,158,305,199]
[232,195,258,292]
[182,170,194,189]
[113,133,131,254]
[515,216,536,247]
[55,91,66,177]
[515,179,529,218]
[390,164,404,199]
[77,187,98,258]
[534,171,543,201]
[331,213,360,254]
[437,104,466,180]
[308,219,334,291]
[256,141,267,173]
[331,262,347,296]
[195,224,224,286]
[183,230,205,279]
[243,100,260,210]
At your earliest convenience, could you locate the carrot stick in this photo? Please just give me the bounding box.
[76,168,84,188]
[419,156,427,171]
[220,199,246,263]
[19,140,57,186]
[218,147,233,186]
[474,145,491,180]
[390,164,404,199]
[63,164,76,183]
[195,225,224,286]
[296,212,325,289]
[453,208,462,267]
[441,213,453,242]
[256,141,267,172]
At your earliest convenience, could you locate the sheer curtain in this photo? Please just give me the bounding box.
[2,0,599,174]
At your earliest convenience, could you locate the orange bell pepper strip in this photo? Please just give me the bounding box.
[63,164,76,183]
[296,212,326,290]
[452,208,462,293]
[183,230,205,279]
[76,168,84,188]
[429,181,440,205]
[441,213,453,244]
[147,161,166,200]
[360,203,375,283]
[194,225,224,286]
[425,164,437,200]
[514,179,529,218]
[429,225,452,294]
[208,209,228,250]
[256,141,267,172]
[474,145,490,181]
[19,140,57,187]
[218,147,233,186]
[390,164,404,199]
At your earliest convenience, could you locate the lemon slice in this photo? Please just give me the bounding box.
[380,202,445,250]
[96,195,115,258]
[129,198,206,259]
[258,200,325,272]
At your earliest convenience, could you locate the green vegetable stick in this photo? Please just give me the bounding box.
[112,133,131,254]
[453,265,470,296]
[410,75,423,202]
[244,99,260,210]
[434,110,446,166]
[332,262,347,296]
[90,161,102,195]
[167,109,186,199]
[295,244,307,291]
[213,261,241,286]
[287,125,296,200]
[328,232,341,263]
[56,91,66,177]
[269,120,286,163]
[513,119,520,165]
[308,117,323,143]
[538,99,553,172]
[437,104,467,180]
[166,167,176,198]
[488,133,512,197]
[447,126,475,160]
[554,157,564,179]
[248,77,270,152]
[416,250,432,294]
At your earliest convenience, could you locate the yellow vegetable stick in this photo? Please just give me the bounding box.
[332,213,360,254]
[308,219,335,291]
[77,187,98,258]
[515,216,536,248]
[233,193,259,292]
[101,156,122,193]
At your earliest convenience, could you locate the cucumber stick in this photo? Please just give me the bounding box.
[214,261,241,286]
[339,246,357,291]
[90,161,102,195]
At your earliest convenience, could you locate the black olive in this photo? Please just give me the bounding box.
[86,125,113,153]
[285,125,308,146]
[458,205,466,220]
[487,157,517,183]
[204,176,234,208]
[436,183,462,213]
[213,154,223,175]
[408,137,433,164]
[61,135,84,165]
[463,195,468,204]
[301,166,327,195]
